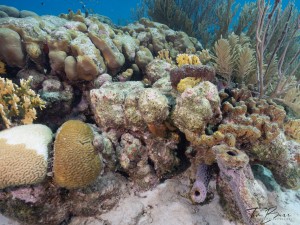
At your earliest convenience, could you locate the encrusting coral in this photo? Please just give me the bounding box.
[0,76,45,129]
[0,124,53,189]
[53,120,102,189]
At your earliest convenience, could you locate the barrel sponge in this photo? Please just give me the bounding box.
[0,124,53,189]
[53,120,102,189]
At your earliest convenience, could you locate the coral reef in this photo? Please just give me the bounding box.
[284,119,300,142]
[0,27,25,68]
[0,124,52,189]
[0,5,299,225]
[0,15,201,81]
[0,172,127,225]
[0,5,38,18]
[176,54,201,67]
[172,81,221,138]
[53,120,102,189]
[90,81,171,131]
[0,77,45,129]
[134,0,258,47]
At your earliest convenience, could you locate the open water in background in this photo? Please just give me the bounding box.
[0,0,299,25]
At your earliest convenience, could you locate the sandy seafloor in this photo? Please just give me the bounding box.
[1,178,299,225]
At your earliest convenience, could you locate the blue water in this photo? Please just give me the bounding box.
[0,0,299,25]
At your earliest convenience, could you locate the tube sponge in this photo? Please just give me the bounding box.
[0,124,52,189]
[191,163,212,203]
[53,120,102,189]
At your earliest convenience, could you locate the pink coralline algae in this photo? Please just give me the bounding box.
[10,186,44,204]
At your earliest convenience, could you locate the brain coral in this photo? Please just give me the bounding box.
[0,124,52,189]
[53,120,102,189]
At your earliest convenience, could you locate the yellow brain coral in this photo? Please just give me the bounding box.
[0,124,52,189]
[53,120,102,189]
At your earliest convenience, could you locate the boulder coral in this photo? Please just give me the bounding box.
[53,120,102,189]
[0,124,52,189]
[90,81,170,131]
[0,13,202,81]
[0,27,25,68]
[172,81,221,137]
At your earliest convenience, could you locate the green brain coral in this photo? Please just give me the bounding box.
[53,120,102,189]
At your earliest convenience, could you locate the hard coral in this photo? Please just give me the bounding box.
[177,77,202,93]
[284,119,300,142]
[0,60,6,74]
[53,120,102,189]
[0,124,52,189]
[176,53,201,67]
[117,133,157,188]
[0,76,45,129]
[173,81,221,137]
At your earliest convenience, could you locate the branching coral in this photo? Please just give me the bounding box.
[0,76,45,129]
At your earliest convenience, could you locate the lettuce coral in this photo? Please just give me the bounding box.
[0,76,45,129]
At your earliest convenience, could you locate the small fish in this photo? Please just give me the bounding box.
[41,2,44,6]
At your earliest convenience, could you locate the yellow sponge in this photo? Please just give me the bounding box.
[53,120,101,189]
[0,124,52,189]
